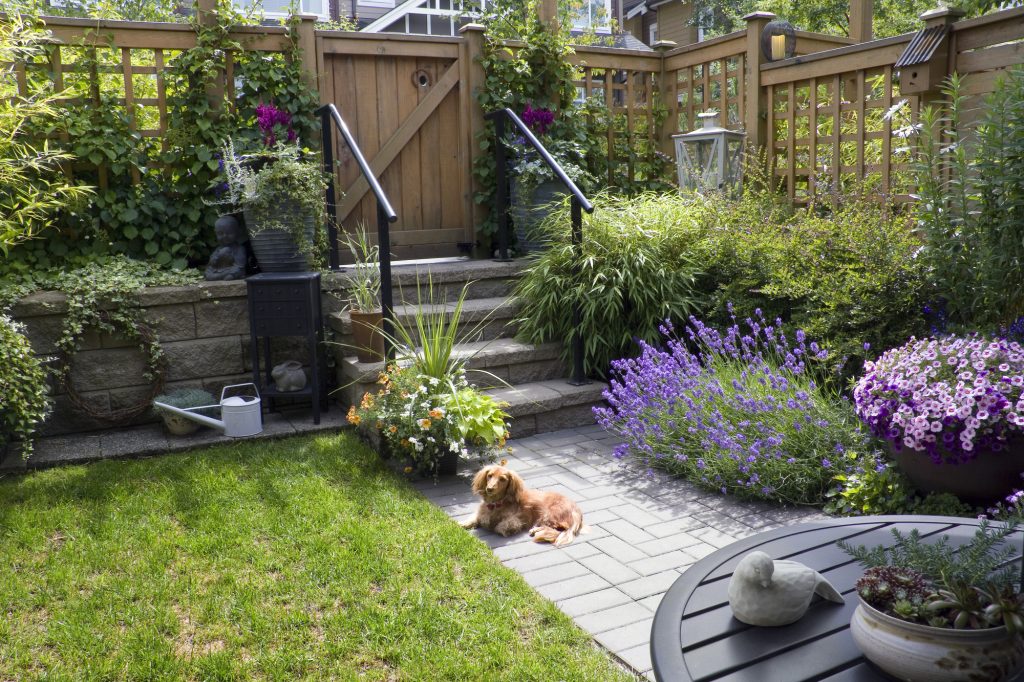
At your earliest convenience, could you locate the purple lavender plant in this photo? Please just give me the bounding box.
[853,335,1024,464]
[595,309,867,504]
[255,102,297,147]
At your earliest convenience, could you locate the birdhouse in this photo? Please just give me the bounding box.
[672,111,745,196]
[896,7,964,95]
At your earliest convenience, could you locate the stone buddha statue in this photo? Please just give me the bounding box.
[204,214,247,281]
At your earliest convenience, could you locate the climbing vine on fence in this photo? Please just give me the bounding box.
[2,2,320,274]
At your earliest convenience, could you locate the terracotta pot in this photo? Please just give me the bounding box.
[851,599,1024,682]
[888,436,1024,504]
[350,309,385,363]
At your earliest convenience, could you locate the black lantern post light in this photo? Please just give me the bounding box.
[761,19,797,61]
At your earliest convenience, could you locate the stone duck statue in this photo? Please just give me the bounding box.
[728,550,844,626]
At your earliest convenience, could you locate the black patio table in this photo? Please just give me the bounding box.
[650,515,1024,682]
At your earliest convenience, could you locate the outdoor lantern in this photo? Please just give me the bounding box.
[761,20,796,62]
[672,111,745,195]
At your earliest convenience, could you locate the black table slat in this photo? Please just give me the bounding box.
[685,598,857,679]
[702,524,886,583]
[708,629,868,682]
[819,662,890,681]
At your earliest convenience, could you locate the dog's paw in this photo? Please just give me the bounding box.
[460,518,478,529]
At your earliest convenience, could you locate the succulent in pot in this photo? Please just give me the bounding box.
[853,334,1024,502]
[839,521,1024,682]
[153,388,216,436]
[218,138,327,272]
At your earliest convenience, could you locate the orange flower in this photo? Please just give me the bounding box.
[360,392,375,409]
[388,425,398,434]
[500,458,508,466]
[375,421,383,430]
[429,408,444,419]
[418,418,431,430]
[346,406,361,426]
[403,466,413,474]
[377,373,389,385]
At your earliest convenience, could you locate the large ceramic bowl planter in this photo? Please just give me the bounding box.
[850,598,1024,681]
[888,438,1024,504]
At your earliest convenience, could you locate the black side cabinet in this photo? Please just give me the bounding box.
[246,272,327,424]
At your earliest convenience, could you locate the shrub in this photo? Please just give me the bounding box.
[0,315,49,458]
[513,192,702,377]
[596,310,871,505]
[701,197,929,379]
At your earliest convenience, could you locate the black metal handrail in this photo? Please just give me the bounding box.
[486,107,594,386]
[317,103,399,361]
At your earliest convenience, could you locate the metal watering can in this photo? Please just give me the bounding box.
[153,383,263,437]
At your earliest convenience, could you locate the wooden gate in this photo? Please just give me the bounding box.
[317,33,473,261]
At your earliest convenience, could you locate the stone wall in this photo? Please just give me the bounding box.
[11,276,351,437]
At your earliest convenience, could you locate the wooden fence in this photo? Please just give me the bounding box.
[6,5,1024,256]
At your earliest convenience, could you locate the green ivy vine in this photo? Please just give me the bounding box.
[2,2,320,275]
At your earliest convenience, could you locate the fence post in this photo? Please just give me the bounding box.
[850,0,874,42]
[196,0,224,107]
[539,0,559,30]
[653,39,677,157]
[743,12,775,154]
[460,23,487,254]
[295,14,320,94]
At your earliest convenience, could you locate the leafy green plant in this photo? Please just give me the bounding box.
[153,388,216,416]
[0,314,49,459]
[0,12,92,254]
[219,140,327,263]
[840,521,1024,632]
[444,387,510,448]
[514,191,702,377]
[914,68,1024,328]
[339,227,380,313]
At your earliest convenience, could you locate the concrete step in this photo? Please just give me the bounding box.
[327,296,521,348]
[486,379,608,438]
[335,258,529,304]
[333,338,565,407]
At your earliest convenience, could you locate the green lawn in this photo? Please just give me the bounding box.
[0,433,632,681]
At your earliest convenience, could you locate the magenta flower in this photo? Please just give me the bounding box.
[522,103,555,135]
[255,102,296,146]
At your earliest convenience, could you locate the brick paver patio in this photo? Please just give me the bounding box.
[414,424,827,680]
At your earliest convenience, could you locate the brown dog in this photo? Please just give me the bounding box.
[461,465,586,547]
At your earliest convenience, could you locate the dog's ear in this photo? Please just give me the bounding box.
[505,468,525,501]
[471,466,491,496]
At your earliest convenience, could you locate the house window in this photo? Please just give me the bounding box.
[233,0,331,21]
[649,21,657,44]
[572,0,612,33]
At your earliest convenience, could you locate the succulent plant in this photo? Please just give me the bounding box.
[856,566,933,621]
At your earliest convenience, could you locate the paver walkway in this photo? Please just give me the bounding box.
[413,424,828,681]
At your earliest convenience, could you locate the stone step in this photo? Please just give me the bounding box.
[486,379,608,438]
[327,296,521,347]
[333,338,565,407]
[337,258,529,304]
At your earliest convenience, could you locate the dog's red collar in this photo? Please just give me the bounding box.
[485,501,504,510]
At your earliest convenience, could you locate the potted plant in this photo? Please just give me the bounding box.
[341,227,384,363]
[839,522,1024,681]
[509,104,593,253]
[853,334,1024,503]
[348,364,509,477]
[153,388,216,436]
[219,138,327,272]
[346,280,510,476]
